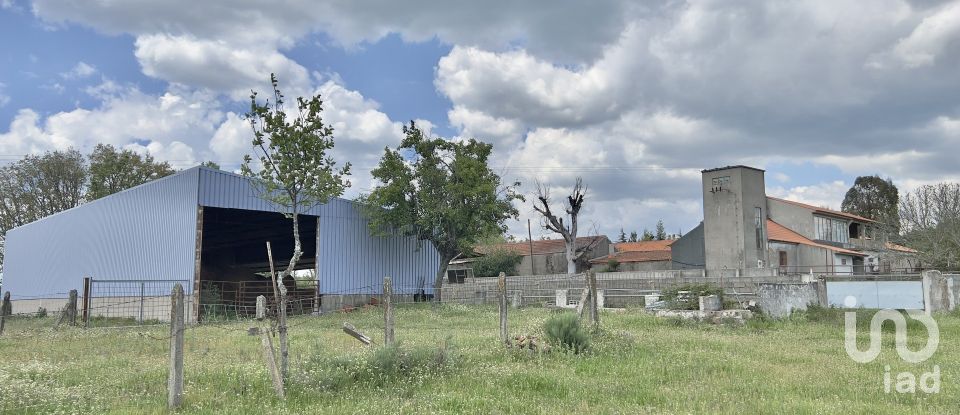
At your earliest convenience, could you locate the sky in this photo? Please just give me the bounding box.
[1,0,959,240]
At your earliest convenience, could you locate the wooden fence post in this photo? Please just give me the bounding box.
[588,271,599,328]
[255,294,284,398]
[0,291,10,336]
[261,329,285,399]
[168,283,185,409]
[81,277,91,328]
[265,241,288,382]
[384,277,394,346]
[67,290,78,326]
[498,273,508,345]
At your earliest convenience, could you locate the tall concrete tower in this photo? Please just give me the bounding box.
[701,166,768,270]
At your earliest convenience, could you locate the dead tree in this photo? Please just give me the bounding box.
[532,177,595,274]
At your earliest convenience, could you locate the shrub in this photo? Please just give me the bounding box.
[35,307,47,318]
[604,259,620,272]
[544,313,590,354]
[662,283,723,310]
[473,248,522,277]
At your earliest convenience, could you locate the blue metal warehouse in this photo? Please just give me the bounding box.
[2,166,440,317]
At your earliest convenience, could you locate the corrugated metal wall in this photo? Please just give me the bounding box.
[2,166,440,299]
[2,169,200,299]
[198,168,441,294]
[316,198,440,295]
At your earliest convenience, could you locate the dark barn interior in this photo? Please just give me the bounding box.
[198,207,319,318]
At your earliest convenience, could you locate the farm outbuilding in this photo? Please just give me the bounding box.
[2,166,440,320]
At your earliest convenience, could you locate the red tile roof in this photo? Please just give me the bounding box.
[475,236,608,257]
[767,196,876,223]
[591,250,672,264]
[767,219,865,256]
[885,242,918,253]
[614,240,674,253]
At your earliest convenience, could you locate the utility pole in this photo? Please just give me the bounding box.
[527,218,536,275]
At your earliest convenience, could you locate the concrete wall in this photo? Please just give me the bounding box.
[767,198,816,240]
[671,223,705,269]
[757,283,821,318]
[768,242,799,269]
[441,268,793,308]
[923,271,959,313]
[702,166,767,270]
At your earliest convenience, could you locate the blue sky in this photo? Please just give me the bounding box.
[2,0,959,238]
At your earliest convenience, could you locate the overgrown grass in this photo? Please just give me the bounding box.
[1,304,958,414]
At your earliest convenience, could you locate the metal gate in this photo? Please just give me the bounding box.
[825,275,925,309]
[82,278,191,327]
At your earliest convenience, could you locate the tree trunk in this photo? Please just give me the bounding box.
[278,211,302,382]
[566,240,577,274]
[433,251,454,304]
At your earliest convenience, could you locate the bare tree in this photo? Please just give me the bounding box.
[900,183,960,269]
[532,177,594,274]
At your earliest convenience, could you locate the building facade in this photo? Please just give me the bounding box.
[671,165,915,274]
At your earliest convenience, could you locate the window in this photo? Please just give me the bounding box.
[841,258,848,266]
[815,216,850,243]
[779,251,788,267]
[755,207,764,251]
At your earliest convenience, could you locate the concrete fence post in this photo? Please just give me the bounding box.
[816,277,828,307]
[511,290,522,308]
[384,277,395,346]
[555,289,568,307]
[168,283,185,409]
[498,273,508,345]
[588,271,599,328]
[256,295,267,320]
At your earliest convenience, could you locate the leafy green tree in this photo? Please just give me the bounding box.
[841,175,900,236]
[642,229,655,241]
[0,149,88,273]
[472,248,522,277]
[617,228,627,243]
[201,161,221,170]
[628,231,638,242]
[655,220,666,240]
[242,74,351,380]
[361,122,521,301]
[87,144,175,200]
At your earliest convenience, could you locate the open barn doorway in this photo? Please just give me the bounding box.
[197,206,318,320]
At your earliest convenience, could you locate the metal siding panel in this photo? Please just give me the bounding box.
[2,168,200,299]
[315,198,440,295]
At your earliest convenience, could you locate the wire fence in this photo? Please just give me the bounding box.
[84,279,191,328]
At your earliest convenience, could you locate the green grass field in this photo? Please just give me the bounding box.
[1,304,957,414]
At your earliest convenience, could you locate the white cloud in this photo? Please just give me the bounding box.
[134,34,311,100]
[889,1,960,68]
[768,181,850,211]
[15,0,960,239]
[60,61,96,79]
